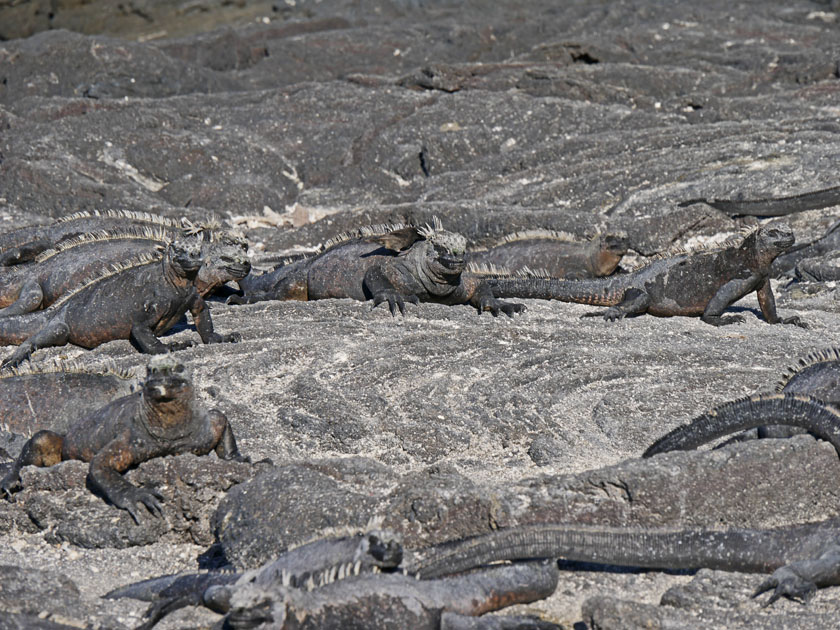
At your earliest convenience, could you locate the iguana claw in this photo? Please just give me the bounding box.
[753,569,817,606]
[372,291,418,316]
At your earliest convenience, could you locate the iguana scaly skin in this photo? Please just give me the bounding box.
[793,254,840,283]
[679,185,840,217]
[643,347,840,452]
[405,520,840,606]
[0,210,212,266]
[0,357,247,523]
[0,238,240,369]
[467,230,628,279]
[231,220,525,317]
[486,224,802,326]
[0,359,138,440]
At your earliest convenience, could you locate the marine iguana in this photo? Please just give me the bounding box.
[405,520,840,606]
[467,230,628,279]
[643,347,840,454]
[0,359,139,440]
[485,224,803,326]
[0,210,214,266]
[230,220,525,317]
[0,237,240,369]
[107,529,558,630]
[0,227,250,318]
[771,218,840,277]
[679,184,840,217]
[792,254,840,283]
[0,357,247,523]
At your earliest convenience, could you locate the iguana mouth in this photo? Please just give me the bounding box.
[438,254,464,270]
[222,260,252,279]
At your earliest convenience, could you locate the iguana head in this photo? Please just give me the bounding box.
[142,356,193,404]
[197,231,252,295]
[167,238,205,278]
[757,223,795,253]
[600,231,629,255]
[414,218,468,282]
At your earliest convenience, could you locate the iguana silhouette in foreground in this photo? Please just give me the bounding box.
[485,224,803,326]
[467,230,628,279]
[0,209,214,266]
[107,529,558,630]
[680,184,840,217]
[231,220,525,317]
[0,357,247,523]
[0,238,241,369]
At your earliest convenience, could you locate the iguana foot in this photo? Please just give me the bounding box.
[111,485,165,524]
[478,297,526,317]
[0,473,21,501]
[371,291,419,316]
[753,567,817,606]
[580,308,624,321]
[701,314,745,326]
[162,340,197,353]
[204,332,242,344]
[781,316,808,328]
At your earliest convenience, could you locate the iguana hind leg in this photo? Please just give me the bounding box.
[753,544,840,606]
[582,288,649,321]
[0,279,44,318]
[0,319,70,369]
[0,430,64,499]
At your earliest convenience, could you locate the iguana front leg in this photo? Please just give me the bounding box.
[364,266,419,316]
[87,437,165,524]
[701,277,754,326]
[471,281,525,318]
[756,278,806,327]
[753,544,840,606]
[0,279,44,318]
[188,293,240,344]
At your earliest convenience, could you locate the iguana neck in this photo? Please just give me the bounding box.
[139,388,195,441]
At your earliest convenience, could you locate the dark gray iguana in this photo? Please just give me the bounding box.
[467,230,629,279]
[0,209,214,266]
[0,237,241,369]
[643,347,840,456]
[679,184,840,217]
[484,224,803,326]
[0,356,247,523]
[404,520,840,607]
[106,528,559,630]
[230,219,525,317]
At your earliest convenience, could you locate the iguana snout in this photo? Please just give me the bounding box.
[762,223,795,251]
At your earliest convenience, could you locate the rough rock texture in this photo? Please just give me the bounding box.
[2,0,840,628]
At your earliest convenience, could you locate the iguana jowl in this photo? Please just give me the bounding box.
[486,224,803,326]
[0,357,247,523]
[232,220,525,317]
[0,238,241,369]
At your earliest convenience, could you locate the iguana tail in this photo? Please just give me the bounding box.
[486,275,626,306]
[405,523,808,579]
[680,185,840,217]
[644,393,840,458]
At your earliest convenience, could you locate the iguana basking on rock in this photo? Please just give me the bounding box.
[0,238,241,369]
[644,347,840,454]
[485,224,803,326]
[0,359,139,442]
[0,357,247,523]
[405,520,840,606]
[0,210,216,266]
[679,184,840,217]
[110,530,558,630]
[231,220,525,317]
[0,227,249,318]
[467,230,628,279]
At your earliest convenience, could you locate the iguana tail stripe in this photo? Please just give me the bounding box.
[488,276,624,306]
[643,393,840,457]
